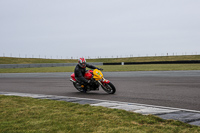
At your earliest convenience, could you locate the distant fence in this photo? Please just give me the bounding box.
[1,53,199,59]
[0,62,103,69]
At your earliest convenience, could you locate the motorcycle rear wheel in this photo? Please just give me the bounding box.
[101,82,116,94]
[73,82,83,92]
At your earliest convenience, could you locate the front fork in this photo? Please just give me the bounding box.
[98,80,103,86]
[98,77,110,86]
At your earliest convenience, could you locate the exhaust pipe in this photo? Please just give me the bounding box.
[70,79,76,83]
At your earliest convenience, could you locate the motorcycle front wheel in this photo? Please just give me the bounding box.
[101,82,116,94]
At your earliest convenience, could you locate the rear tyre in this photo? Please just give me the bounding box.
[101,82,116,94]
[73,82,84,92]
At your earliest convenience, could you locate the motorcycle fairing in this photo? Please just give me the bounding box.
[101,79,110,84]
[71,73,76,81]
[93,69,110,83]
[84,70,93,80]
[70,69,110,83]
[93,69,103,81]
[71,70,93,81]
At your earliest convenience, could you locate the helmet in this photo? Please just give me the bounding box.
[78,57,86,68]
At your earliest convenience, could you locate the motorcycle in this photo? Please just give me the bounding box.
[70,69,116,94]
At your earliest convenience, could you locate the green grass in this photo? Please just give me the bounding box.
[1,95,200,133]
[0,64,200,73]
[0,57,77,64]
[89,55,200,63]
[0,55,199,73]
[1,55,200,64]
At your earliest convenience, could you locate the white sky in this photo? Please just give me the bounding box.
[0,0,200,59]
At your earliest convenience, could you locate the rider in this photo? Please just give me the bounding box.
[74,57,103,92]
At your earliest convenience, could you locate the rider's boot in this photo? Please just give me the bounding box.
[81,85,87,93]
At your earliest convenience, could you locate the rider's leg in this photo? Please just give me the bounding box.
[80,82,87,93]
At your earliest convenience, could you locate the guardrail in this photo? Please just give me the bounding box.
[103,60,200,65]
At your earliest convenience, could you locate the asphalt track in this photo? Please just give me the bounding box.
[0,70,200,111]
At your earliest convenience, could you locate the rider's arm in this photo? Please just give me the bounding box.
[86,63,103,70]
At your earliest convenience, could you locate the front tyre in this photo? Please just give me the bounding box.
[101,82,116,94]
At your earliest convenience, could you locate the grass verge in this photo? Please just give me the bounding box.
[1,95,200,133]
[0,64,200,73]
[0,55,200,64]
